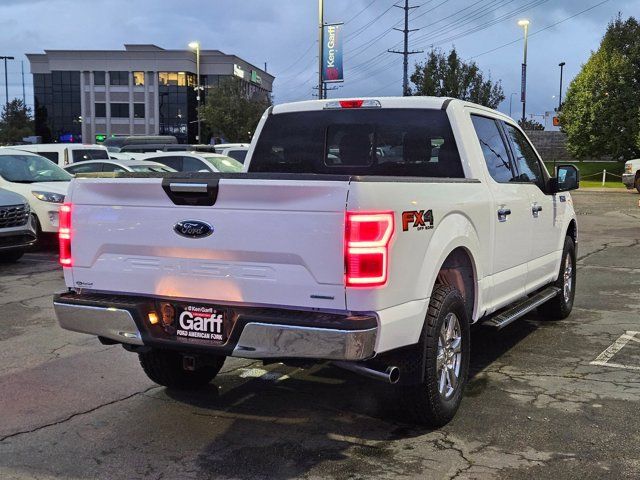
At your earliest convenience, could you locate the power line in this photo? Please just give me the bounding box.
[471,0,611,59]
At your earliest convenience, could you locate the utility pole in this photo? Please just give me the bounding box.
[21,60,25,105]
[558,61,565,111]
[318,0,324,100]
[388,0,422,96]
[0,56,15,110]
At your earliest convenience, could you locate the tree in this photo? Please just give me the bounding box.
[410,47,505,108]
[199,78,271,143]
[0,99,33,145]
[518,118,544,131]
[560,15,640,160]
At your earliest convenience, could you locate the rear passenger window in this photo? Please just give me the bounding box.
[148,156,182,171]
[182,156,207,172]
[471,115,515,183]
[101,164,126,173]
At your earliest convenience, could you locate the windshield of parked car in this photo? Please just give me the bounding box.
[0,154,73,183]
[200,155,243,173]
[250,108,464,177]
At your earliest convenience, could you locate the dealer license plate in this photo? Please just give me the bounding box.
[175,304,226,343]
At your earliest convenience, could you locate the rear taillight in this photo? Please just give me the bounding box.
[345,212,394,287]
[59,203,72,267]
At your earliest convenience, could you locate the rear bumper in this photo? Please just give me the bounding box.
[53,292,377,361]
[622,173,635,189]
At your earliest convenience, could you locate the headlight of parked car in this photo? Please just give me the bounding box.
[32,191,65,203]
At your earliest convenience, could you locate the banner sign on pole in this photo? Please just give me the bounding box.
[521,63,527,102]
[322,23,344,83]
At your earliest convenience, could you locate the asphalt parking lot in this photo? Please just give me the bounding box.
[0,189,639,480]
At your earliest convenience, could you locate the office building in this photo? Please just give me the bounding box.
[27,44,273,143]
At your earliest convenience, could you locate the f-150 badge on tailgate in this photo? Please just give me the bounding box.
[174,220,214,239]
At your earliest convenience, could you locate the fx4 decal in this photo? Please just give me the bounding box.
[402,210,434,232]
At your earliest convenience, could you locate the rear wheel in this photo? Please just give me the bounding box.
[635,175,640,194]
[400,285,470,427]
[0,249,24,263]
[139,349,225,390]
[539,236,576,320]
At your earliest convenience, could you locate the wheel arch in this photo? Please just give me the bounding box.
[416,212,483,323]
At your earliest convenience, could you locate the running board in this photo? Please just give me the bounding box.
[482,287,561,330]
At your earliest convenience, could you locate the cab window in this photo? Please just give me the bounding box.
[471,115,515,183]
[182,156,207,172]
[66,163,102,174]
[147,156,182,171]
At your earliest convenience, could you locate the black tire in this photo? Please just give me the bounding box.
[400,285,470,427]
[538,236,576,320]
[0,249,24,263]
[635,175,640,194]
[138,349,225,390]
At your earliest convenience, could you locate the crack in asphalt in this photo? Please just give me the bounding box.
[577,239,639,263]
[0,385,160,444]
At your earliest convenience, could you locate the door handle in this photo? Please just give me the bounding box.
[497,208,511,222]
[531,203,543,217]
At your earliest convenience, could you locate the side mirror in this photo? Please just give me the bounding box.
[550,164,579,193]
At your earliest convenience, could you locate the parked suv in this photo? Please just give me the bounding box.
[0,188,36,263]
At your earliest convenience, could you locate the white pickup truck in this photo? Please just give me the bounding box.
[53,97,579,426]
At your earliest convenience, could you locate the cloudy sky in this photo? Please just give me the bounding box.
[0,0,636,119]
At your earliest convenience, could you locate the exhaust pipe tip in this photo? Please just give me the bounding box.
[386,366,400,384]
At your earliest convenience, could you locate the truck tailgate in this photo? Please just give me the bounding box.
[67,177,349,310]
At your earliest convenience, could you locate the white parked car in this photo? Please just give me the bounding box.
[0,149,71,235]
[140,151,243,173]
[53,97,579,426]
[13,144,110,167]
[214,143,250,164]
[64,159,176,175]
[622,159,640,192]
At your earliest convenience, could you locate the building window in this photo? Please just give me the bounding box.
[158,72,189,87]
[134,104,145,118]
[94,71,105,86]
[133,72,145,86]
[111,103,129,118]
[95,103,106,118]
[110,71,129,86]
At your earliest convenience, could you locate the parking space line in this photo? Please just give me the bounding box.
[590,331,640,371]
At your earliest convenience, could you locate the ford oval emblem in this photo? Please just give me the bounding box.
[174,220,213,239]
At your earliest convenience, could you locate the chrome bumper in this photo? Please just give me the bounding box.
[622,173,635,188]
[53,301,144,345]
[233,322,377,361]
[53,297,377,361]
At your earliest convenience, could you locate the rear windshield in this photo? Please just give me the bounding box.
[72,149,109,162]
[249,108,464,177]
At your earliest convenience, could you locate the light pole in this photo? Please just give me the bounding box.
[0,56,15,110]
[558,61,565,111]
[509,92,517,118]
[188,41,201,143]
[518,19,529,125]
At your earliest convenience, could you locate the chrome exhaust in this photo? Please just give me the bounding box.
[332,361,400,384]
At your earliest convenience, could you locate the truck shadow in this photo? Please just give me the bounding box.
[159,316,542,478]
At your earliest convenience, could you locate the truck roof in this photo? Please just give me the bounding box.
[272,96,514,123]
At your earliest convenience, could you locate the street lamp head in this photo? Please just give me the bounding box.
[559,61,566,67]
[188,41,200,50]
[517,19,530,27]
